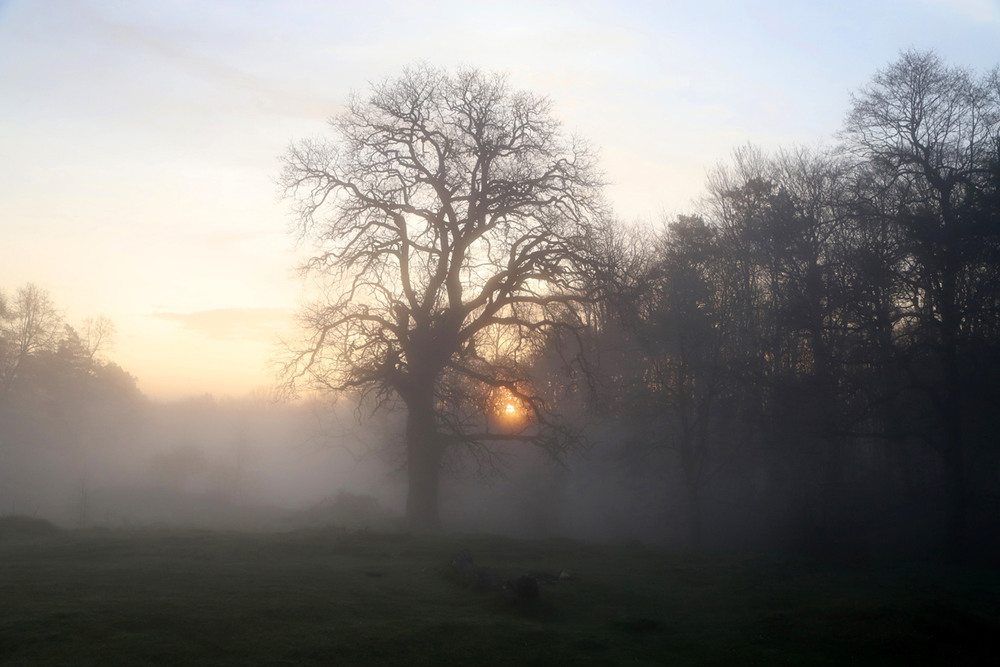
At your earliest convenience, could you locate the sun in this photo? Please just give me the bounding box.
[501,400,524,424]
[491,386,527,424]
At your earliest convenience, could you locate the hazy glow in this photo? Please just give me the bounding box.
[1,0,996,398]
[492,387,526,426]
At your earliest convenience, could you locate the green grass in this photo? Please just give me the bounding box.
[1,522,998,666]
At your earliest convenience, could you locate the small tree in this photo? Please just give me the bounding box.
[0,284,62,400]
[280,66,604,528]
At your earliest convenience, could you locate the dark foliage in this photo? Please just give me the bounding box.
[583,50,1000,561]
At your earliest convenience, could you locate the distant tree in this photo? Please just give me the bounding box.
[0,284,62,399]
[642,216,730,546]
[279,66,604,528]
[150,443,207,491]
[0,287,142,518]
[82,316,116,362]
[843,49,1000,559]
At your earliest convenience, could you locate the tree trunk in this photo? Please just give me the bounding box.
[685,480,703,549]
[942,414,968,562]
[940,304,968,561]
[679,426,704,549]
[404,390,444,530]
[939,262,968,562]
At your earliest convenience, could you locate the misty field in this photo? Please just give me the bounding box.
[1,520,998,666]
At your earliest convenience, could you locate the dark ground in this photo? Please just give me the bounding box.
[1,517,998,666]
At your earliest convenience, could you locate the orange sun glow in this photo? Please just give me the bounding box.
[491,386,527,424]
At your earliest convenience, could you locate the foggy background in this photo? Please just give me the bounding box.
[1,2,998,566]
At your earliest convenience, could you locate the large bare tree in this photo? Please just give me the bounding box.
[279,66,604,528]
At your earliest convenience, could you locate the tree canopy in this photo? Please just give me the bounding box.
[280,65,604,527]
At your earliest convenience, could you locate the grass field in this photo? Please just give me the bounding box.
[1,519,998,666]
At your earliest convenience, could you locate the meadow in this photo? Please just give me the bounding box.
[1,517,998,666]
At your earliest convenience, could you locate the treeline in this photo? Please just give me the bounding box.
[0,285,389,526]
[3,51,998,560]
[0,284,142,448]
[571,50,1000,560]
[0,284,144,515]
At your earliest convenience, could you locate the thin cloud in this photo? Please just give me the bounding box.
[920,0,1000,24]
[151,307,291,341]
[62,0,341,120]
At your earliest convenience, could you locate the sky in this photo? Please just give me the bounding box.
[1,0,998,400]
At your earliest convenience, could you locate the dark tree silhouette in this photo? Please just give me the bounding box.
[843,49,1000,559]
[641,216,729,547]
[279,66,604,529]
[0,284,63,402]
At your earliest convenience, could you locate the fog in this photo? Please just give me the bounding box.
[3,51,1000,569]
[0,382,685,542]
[0,324,994,566]
[0,382,394,526]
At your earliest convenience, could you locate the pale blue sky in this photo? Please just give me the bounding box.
[1,0,998,397]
